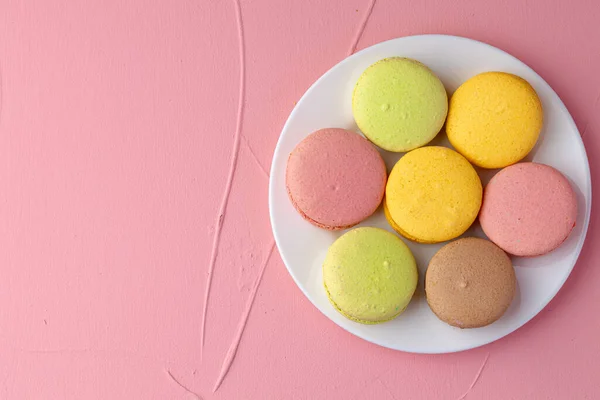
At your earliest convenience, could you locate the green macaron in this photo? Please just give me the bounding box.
[323,227,418,324]
[352,57,448,152]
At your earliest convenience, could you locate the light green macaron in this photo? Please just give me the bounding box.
[323,227,418,324]
[352,57,448,152]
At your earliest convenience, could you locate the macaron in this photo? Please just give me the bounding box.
[323,227,418,324]
[286,128,387,230]
[446,71,543,169]
[480,162,578,256]
[425,237,516,329]
[385,146,482,243]
[352,57,448,152]
[383,200,403,236]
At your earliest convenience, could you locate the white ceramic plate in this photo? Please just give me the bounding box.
[268,35,591,353]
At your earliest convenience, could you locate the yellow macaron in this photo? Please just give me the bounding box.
[446,72,543,169]
[385,146,482,243]
[383,200,424,243]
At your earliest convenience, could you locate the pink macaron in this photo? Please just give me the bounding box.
[480,162,578,256]
[286,128,387,230]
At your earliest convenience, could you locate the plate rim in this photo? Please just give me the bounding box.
[268,34,592,354]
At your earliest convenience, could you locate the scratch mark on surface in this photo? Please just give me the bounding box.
[213,241,275,392]
[580,90,600,139]
[166,369,203,400]
[347,0,377,55]
[456,352,490,400]
[242,135,269,178]
[581,121,591,139]
[378,378,398,400]
[200,0,246,359]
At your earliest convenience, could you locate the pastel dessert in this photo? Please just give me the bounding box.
[480,162,578,256]
[425,237,516,329]
[446,72,543,169]
[323,227,418,324]
[385,146,482,243]
[383,200,403,236]
[286,128,387,230]
[352,57,448,152]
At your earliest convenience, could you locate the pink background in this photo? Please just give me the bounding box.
[1,0,599,399]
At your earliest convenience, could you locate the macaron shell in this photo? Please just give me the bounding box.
[352,57,448,152]
[323,284,410,324]
[480,162,578,256]
[446,71,543,169]
[286,128,387,230]
[383,199,435,244]
[383,199,406,237]
[323,227,418,324]
[425,238,516,329]
[386,146,482,243]
[285,187,355,231]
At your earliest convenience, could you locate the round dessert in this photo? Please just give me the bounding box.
[385,146,482,243]
[323,227,418,324]
[383,200,403,236]
[480,162,578,256]
[352,57,448,152]
[286,128,387,230]
[425,237,516,329]
[446,71,543,169]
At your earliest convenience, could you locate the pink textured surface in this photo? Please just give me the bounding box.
[286,128,386,229]
[0,1,599,399]
[481,163,578,256]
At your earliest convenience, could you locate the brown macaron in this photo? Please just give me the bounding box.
[425,237,516,329]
